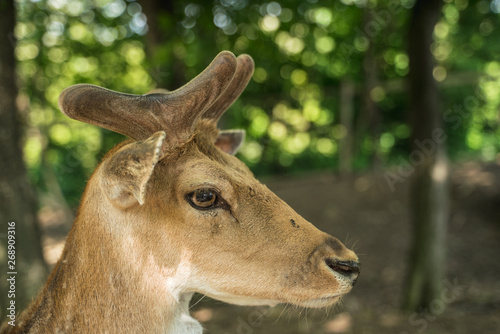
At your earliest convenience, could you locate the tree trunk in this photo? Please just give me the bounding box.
[0,0,47,314]
[140,0,186,89]
[403,0,449,312]
[354,7,382,170]
[339,79,355,174]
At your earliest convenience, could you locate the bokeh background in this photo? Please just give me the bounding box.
[1,0,499,333]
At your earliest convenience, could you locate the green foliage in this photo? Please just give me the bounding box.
[16,0,151,205]
[14,0,500,207]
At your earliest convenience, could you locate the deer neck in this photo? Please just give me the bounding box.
[20,187,202,334]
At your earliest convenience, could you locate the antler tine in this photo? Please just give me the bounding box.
[202,54,254,124]
[59,51,237,150]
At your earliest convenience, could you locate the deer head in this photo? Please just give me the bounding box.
[14,51,359,333]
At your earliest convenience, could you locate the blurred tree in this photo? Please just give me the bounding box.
[8,0,499,210]
[0,0,47,312]
[354,6,382,171]
[339,78,355,173]
[15,0,152,210]
[141,0,187,89]
[403,0,449,311]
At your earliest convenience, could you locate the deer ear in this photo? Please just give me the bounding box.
[100,131,166,209]
[215,130,245,155]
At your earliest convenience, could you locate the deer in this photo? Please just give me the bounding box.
[1,51,360,333]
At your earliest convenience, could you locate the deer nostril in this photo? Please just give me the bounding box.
[326,259,360,285]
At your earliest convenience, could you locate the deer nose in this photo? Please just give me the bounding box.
[325,259,360,286]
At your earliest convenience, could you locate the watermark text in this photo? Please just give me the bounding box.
[6,221,17,327]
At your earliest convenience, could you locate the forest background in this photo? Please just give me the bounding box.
[0,0,499,333]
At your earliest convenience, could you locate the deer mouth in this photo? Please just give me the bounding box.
[288,258,360,308]
[325,259,360,287]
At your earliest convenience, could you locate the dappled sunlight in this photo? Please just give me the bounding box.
[379,133,395,153]
[274,31,304,55]
[4,0,500,332]
[332,124,347,140]
[431,40,452,62]
[252,67,268,83]
[15,42,39,61]
[239,141,263,164]
[382,49,409,76]
[68,22,92,42]
[283,132,310,155]
[247,108,269,137]
[290,68,308,86]
[15,0,151,206]
[431,157,449,183]
[23,133,43,169]
[307,7,333,28]
[323,312,352,333]
[268,121,287,141]
[43,237,65,267]
[433,65,448,82]
[259,15,280,33]
[434,21,450,39]
[191,308,213,323]
[369,86,386,102]
[315,35,336,54]
[316,138,337,157]
[48,124,71,146]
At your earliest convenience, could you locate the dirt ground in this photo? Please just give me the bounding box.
[40,161,500,333]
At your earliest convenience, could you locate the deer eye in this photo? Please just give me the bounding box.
[187,188,219,210]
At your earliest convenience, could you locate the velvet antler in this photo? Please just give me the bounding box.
[143,54,254,125]
[202,54,254,123]
[58,51,239,151]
